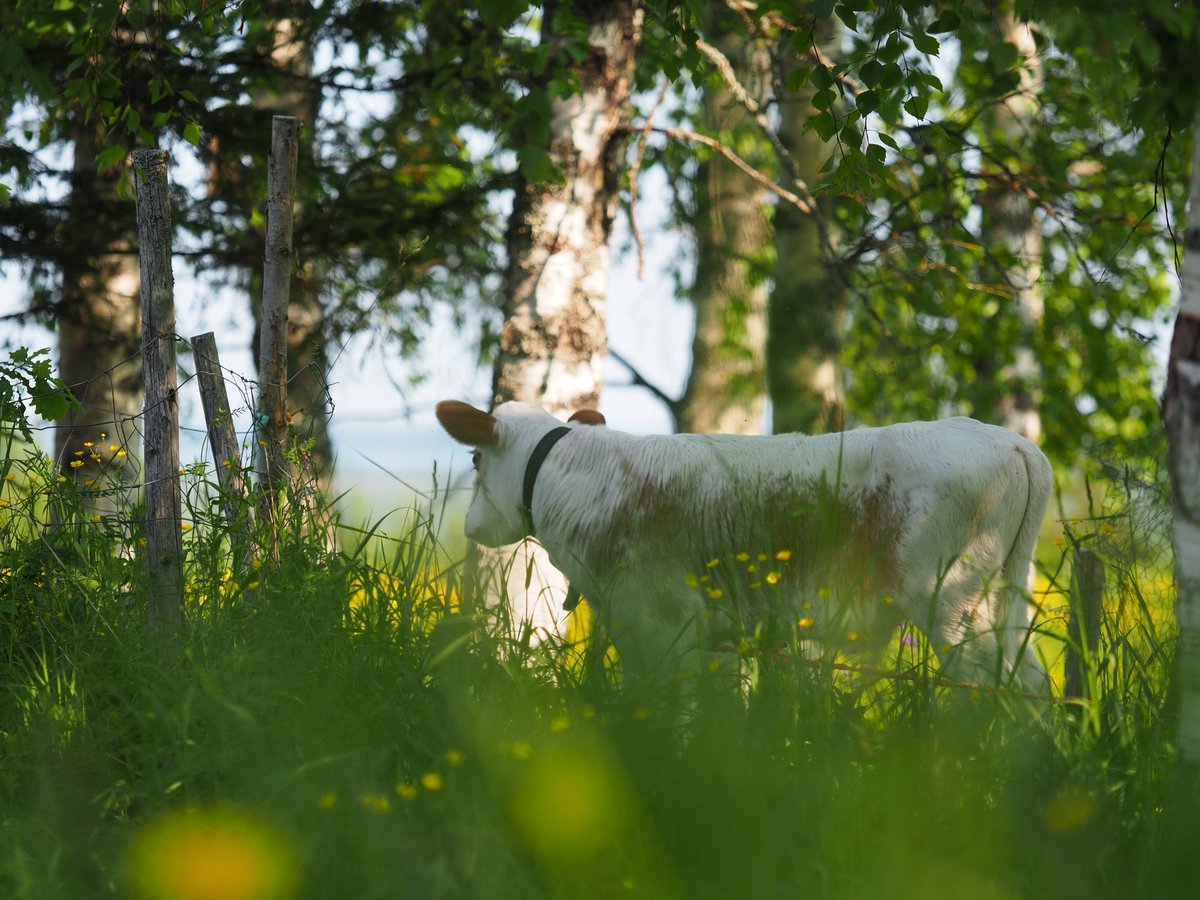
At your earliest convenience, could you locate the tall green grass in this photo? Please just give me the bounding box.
[1,442,1198,900]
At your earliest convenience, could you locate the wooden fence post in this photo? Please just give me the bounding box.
[191,332,246,523]
[1064,545,1104,698]
[256,115,300,540]
[132,149,182,632]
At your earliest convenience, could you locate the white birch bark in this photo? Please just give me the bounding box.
[988,10,1044,445]
[485,2,642,643]
[678,15,771,436]
[1166,114,1200,765]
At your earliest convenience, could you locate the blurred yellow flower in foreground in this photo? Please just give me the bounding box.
[126,805,296,900]
[1042,785,1095,833]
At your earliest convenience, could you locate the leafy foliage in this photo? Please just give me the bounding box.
[0,347,80,443]
[0,428,1195,898]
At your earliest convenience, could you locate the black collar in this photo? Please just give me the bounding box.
[521,426,572,535]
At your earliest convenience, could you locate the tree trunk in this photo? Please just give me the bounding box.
[1165,114,1200,766]
[768,25,844,436]
[249,6,333,499]
[981,8,1044,443]
[677,11,771,436]
[54,115,141,517]
[484,0,641,641]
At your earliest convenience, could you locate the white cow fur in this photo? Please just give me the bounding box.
[438,400,1053,691]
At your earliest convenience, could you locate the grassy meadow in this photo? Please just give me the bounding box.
[1,443,1198,900]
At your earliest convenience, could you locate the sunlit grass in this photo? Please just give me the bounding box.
[0,440,1197,899]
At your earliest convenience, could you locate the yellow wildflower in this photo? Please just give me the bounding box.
[765,571,780,585]
[125,805,294,900]
[420,773,443,792]
[798,617,813,628]
[775,549,792,561]
[69,460,84,469]
[359,793,391,813]
[1042,786,1095,833]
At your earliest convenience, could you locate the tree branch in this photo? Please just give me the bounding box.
[608,346,681,430]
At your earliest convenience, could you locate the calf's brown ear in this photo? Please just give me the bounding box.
[568,409,606,426]
[436,400,498,446]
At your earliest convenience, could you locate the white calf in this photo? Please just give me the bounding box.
[437,400,1052,690]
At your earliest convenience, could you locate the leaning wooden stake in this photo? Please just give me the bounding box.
[132,149,182,631]
[1064,545,1104,699]
[255,115,300,540]
[191,332,247,524]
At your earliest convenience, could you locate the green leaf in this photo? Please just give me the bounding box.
[812,87,837,112]
[810,0,837,19]
[183,121,202,146]
[910,28,940,57]
[989,42,1019,73]
[96,144,125,170]
[860,59,886,87]
[928,11,961,34]
[31,386,79,423]
[812,111,838,142]
[904,94,930,121]
[517,144,561,184]
[787,67,810,92]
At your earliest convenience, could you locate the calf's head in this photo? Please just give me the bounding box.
[436,400,604,547]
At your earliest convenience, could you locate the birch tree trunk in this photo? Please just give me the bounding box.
[768,25,844,436]
[54,116,142,518]
[485,0,641,641]
[1165,115,1200,765]
[982,9,1044,444]
[677,12,771,436]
